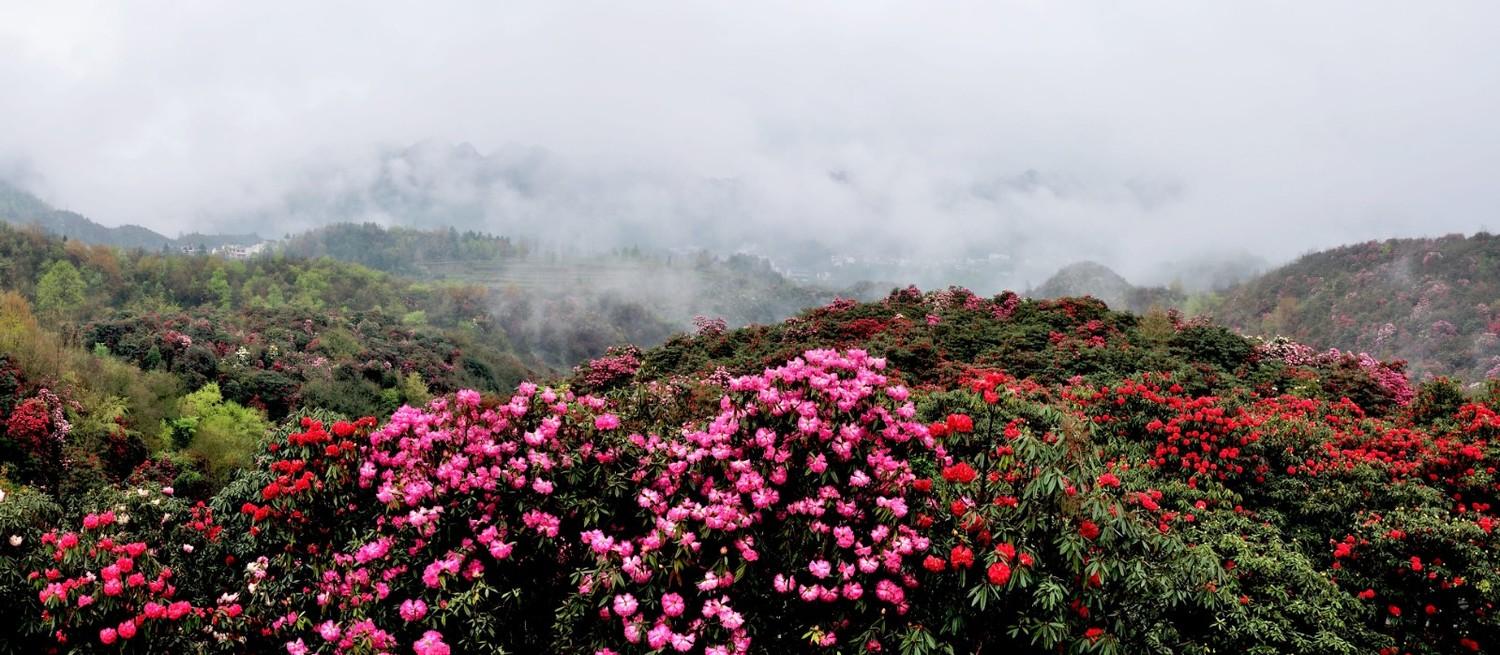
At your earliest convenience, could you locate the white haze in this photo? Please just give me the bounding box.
[1,1,1498,290]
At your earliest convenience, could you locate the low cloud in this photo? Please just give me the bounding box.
[2,1,1498,290]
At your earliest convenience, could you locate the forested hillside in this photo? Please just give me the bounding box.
[1211,233,1500,382]
[0,223,538,493]
[279,222,875,368]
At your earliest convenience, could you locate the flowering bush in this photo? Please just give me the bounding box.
[560,349,937,652]
[25,487,247,651]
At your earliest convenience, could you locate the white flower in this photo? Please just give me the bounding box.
[218,592,240,604]
[247,582,259,594]
[0,488,7,503]
[182,543,195,553]
[117,513,131,526]
[136,488,150,497]
[8,535,21,547]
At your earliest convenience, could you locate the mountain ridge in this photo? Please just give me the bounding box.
[0,179,261,250]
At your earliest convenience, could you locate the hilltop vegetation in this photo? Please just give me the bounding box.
[1211,233,1500,382]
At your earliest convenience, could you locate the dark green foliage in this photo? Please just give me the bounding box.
[1409,377,1469,426]
[1169,324,1255,373]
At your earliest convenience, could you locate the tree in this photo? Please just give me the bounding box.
[398,371,432,406]
[174,382,269,484]
[34,260,85,323]
[208,268,232,311]
[293,268,330,310]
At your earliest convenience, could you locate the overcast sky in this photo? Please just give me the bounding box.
[2,1,1498,282]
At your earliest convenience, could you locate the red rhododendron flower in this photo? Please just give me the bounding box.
[941,462,977,484]
[1078,519,1101,541]
[986,561,1011,586]
[949,545,975,569]
[945,414,974,433]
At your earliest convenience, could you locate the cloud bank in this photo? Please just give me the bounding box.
[2,1,1498,288]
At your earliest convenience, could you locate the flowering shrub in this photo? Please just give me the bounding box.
[25,487,247,651]
[1330,508,1500,653]
[914,385,1234,653]
[560,349,937,652]
[571,345,643,392]
[1256,338,1416,409]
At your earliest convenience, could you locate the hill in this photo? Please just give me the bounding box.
[0,180,177,250]
[1030,260,1186,314]
[277,222,877,368]
[1211,232,1500,381]
[0,180,261,251]
[0,223,538,421]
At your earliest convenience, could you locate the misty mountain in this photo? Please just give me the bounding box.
[225,141,675,248]
[272,221,881,368]
[1140,251,1269,293]
[0,179,176,250]
[1211,232,1500,381]
[1029,260,1186,314]
[203,141,1148,292]
[0,179,261,251]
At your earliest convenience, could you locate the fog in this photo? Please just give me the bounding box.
[3,1,1498,290]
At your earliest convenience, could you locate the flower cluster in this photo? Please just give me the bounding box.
[28,488,245,648]
[579,349,939,652]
